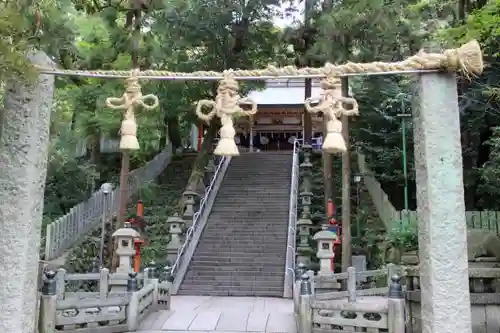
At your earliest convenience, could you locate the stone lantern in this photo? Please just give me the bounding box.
[111,222,140,291]
[300,145,313,193]
[112,222,140,273]
[166,213,184,263]
[299,190,313,216]
[205,158,215,178]
[302,144,313,165]
[313,225,338,275]
[297,211,313,265]
[182,189,198,227]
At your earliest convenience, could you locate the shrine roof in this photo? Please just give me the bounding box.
[246,79,323,105]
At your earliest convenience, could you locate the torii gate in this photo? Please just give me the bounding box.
[0,41,483,333]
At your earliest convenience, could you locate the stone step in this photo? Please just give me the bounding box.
[190,257,285,265]
[204,220,288,225]
[206,213,288,218]
[197,237,287,243]
[223,177,291,180]
[184,269,284,278]
[195,244,286,251]
[211,202,290,206]
[181,278,283,287]
[213,202,290,205]
[192,250,286,257]
[200,230,288,235]
[176,286,284,297]
[186,263,284,272]
[199,235,287,241]
[217,190,290,194]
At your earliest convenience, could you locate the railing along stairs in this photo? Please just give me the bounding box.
[284,139,300,298]
[44,145,173,261]
[170,155,231,288]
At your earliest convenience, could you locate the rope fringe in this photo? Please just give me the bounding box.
[305,76,359,154]
[38,40,483,79]
[105,68,159,150]
[195,72,257,156]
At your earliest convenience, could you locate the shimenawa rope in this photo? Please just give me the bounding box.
[305,76,359,153]
[195,71,257,156]
[36,40,483,79]
[105,68,160,150]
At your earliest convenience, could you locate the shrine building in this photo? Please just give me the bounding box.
[191,79,324,151]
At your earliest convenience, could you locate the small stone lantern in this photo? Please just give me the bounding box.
[299,156,313,193]
[182,189,198,225]
[297,212,313,265]
[112,222,140,273]
[166,213,184,263]
[313,225,338,275]
[299,190,313,215]
[302,144,313,165]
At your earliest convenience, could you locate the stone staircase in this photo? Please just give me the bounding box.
[178,152,293,297]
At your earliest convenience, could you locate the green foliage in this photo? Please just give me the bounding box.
[386,219,418,252]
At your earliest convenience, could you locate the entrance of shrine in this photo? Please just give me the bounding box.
[233,104,323,152]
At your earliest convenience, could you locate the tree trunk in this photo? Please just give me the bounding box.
[323,120,333,210]
[341,77,352,272]
[185,121,218,192]
[0,52,55,333]
[166,115,182,151]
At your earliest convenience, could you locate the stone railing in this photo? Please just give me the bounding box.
[293,264,399,309]
[44,145,173,261]
[406,266,500,332]
[283,139,300,298]
[38,267,171,333]
[296,266,405,333]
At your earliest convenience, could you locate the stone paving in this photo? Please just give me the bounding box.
[137,296,296,333]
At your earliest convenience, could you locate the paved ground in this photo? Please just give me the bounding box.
[137,296,296,333]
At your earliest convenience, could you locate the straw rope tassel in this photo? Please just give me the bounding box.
[305,76,359,153]
[195,72,257,156]
[106,69,159,150]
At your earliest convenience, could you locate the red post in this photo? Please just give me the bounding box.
[328,199,341,272]
[136,200,144,217]
[133,238,144,273]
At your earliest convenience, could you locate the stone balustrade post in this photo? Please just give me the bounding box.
[146,265,160,310]
[161,265,173,310]
[347,267,357,303]
[298,274,313,333]
[387,275,405,333]
[166,214,184,263]
[126,272,139,330]
[39,271,57,333]
[99,268,110,299]
[294,263,307,314]
[313,225,337,275]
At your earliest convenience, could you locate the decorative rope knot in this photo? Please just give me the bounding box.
[304,75,358,154]
[106,69,159,151]
[195,72,257,156]
[401,40,483,78]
